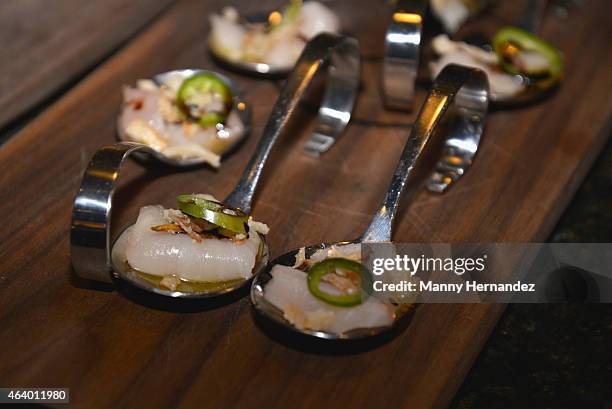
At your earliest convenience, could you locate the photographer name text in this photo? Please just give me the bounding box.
[373,280,536,293]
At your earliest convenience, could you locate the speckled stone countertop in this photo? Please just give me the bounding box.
[450,140,612,409]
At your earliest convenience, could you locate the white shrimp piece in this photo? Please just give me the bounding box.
[118,83,244,163]
[120,86,167,133]
[125,205,261,282]
[263,32,305,67]
[432,34,498,65]
[161,73,185,95]
[293,247,307,268]
[136,79,158,91]
[161,144,221,167]
[309,243,362,263]
[209,2,339,68]
[297,2,340,39]
[247,219,270,235]
[430,0,470,34]
[264,265,394,333]
[512,50,550,74]
[209,10,246,61]
[124,119,168,151]
[430,35,525,99]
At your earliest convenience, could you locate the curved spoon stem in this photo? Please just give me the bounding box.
[224,33,360,213]
[71,142,155,283]
[361,64,489,243]
[382,0,426,110]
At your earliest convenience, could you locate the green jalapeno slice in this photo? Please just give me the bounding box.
[176,195,248,234]
[176,72,232,127]
[492,26,563,81]
[307,258,372,307]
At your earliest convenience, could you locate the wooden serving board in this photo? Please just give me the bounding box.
[0,0,610,408]
[0,0,173,131]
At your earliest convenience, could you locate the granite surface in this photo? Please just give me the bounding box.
[450,138,612,409]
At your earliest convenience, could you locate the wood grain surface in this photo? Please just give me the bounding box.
[0,0,173,130]
[0,0,610,408]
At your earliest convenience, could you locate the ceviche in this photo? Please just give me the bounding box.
[209,1,339,70]
[118,71,246,167]
[263,244,396,334]
[113,194,268,292]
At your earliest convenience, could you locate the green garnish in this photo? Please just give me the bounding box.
[176,72,232,127]
[176,195,248,234]
[492,26,563,81]
[307,258,372,307]
[284,0,302,24]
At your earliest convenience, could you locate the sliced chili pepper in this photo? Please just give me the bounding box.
[176,195,225,211]
[176,72,232,127]
[492,26,563,81]
[176,195,248,234]
[307,258,372,307]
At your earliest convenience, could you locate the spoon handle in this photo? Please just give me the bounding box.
[224,33,360,213]
[70,142,155,283]
[361,64,489,243]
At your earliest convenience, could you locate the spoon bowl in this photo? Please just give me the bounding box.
[251,242,415,340]
[116,69,252,168]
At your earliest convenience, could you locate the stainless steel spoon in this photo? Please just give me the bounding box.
[251,63,489,340]
[71,33,361,299]
[116,69,252,168]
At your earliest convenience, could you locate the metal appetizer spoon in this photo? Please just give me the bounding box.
[116,69,252,167]
[251,63,490,340]
[71,33,360,299]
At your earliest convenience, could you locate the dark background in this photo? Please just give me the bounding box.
[451,139,612,409]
